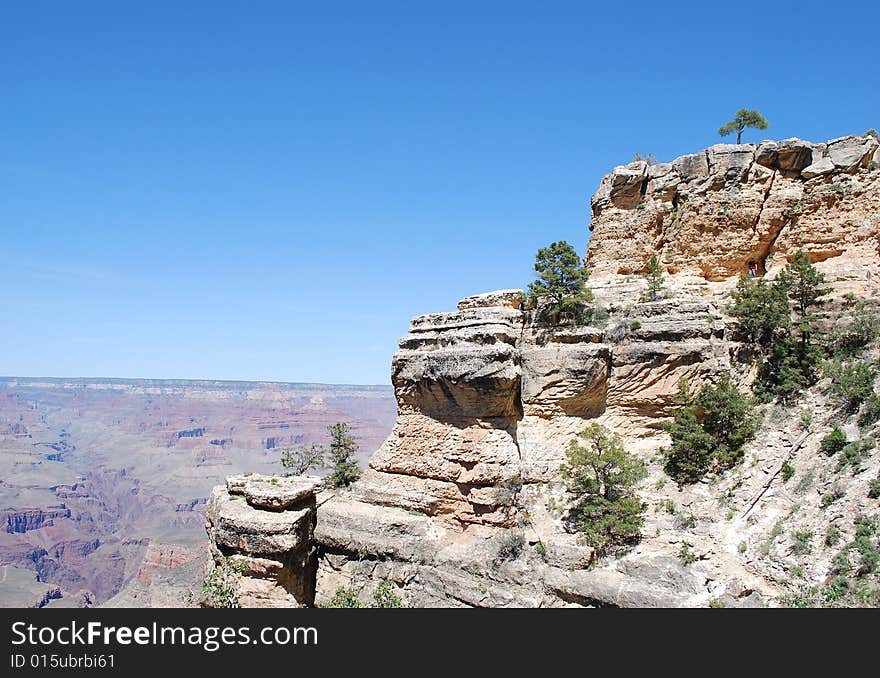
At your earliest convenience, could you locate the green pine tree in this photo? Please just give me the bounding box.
[729,275,791,348]
[324,422,361,488]
[526,240,593,324]
[729,250,829,403]
[560,423,647,554]
[641,255,664,302]
[664,376,758,484]
[718,109,769,144]
[777,249,831,329]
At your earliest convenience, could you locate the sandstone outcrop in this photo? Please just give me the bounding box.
[586,134,880,286]
[204,474,321,607]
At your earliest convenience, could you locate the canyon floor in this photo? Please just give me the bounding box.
[0,377,396,607]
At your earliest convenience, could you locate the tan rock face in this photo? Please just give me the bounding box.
[457,289,523,310]
[585,134,880,286]
[204,478,320,607]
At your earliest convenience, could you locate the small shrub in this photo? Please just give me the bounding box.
[868,478,880,499]
[630,321,642,331]
[831,305,880,358]
[837,438,875,474]
[535,541,547,559]
[738,541,747,553]
[202,559,244,609]
[663,375,758,484]
[326,587,363,608]
[781,462,795,482]
[829,361,877,414]
[792,530,814,555]
[858,394,880,429]
[770,520,785,540]
[372,580,404,608]
[678,543,698,565]
[800,408,813,430]
[675,513,697,530]
[789,564,805,578]
[494,531,526,563]
[820,427,848,456]
[794,470,815,495]
[663,499,676,514]
[821,485,845,508]
[825,526,841,547]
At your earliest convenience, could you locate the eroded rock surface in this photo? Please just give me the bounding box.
[586,134,880,286]
[206,134,880,608]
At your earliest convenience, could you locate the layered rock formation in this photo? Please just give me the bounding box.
[206,134,880,607]
[205,474,321,607]
[586,134,880,287]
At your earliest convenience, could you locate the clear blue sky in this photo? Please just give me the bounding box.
[2,1,876,384]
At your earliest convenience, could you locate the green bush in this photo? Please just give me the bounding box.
[825,526,841,547]
[869,478,880,499]
[326,587,364,608]
[837,438,875,474]
[829,361,877,414]
[792,530,814,555]
[663,376,758,484]
[678,543,698,564]
[858,394,880,429]
[830,304,880,358]
[201,559,244,609]
[560,423,647,554]
[371,580,404,608]
[780,576,880,608]
[820,427,848,456]
[781,461,795,482]
[535,541,547,559]
[754,338,824,404]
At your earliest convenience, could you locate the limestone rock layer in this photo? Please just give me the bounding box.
[586,134,880,285]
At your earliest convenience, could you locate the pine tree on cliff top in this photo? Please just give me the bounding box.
[718,109,769,144]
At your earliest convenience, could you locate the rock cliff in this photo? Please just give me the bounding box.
[205,133,880,607]
[586,134,880,287]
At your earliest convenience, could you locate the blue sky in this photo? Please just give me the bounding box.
[2,1,877,384]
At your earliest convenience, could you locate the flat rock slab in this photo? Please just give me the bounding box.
[544,567,696,608]
[225,473,322,510]
[457,289,523,310]
[208,486,312,555]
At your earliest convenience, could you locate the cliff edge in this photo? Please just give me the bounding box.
[205,133,880,607]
